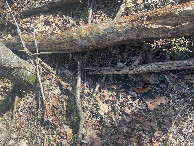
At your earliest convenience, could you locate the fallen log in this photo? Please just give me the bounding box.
[1,1,194,53]
[85,59,194,74]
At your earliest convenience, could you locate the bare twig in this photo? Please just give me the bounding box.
[6,1,25,49]
[171,103,189,129]
[92,75,106,98]
[32,51,70,56]
[34,30,39,54]
[88,0,95,24]
[6,1,33,63]
[33,30,46,118]
[85,59,194,74]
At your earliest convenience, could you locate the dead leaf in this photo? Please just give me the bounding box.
[6,34,12,39]
[99,16,104,22]
[110,85,118,89]
[67,128,73,141]
[84,127,101,146]
[83,89,89,94]
[134,0,143,4]
[135,86,151,93]
[45,103,50,116]
[46,74,52,79]
[102,90,110,98]
[145,96,169,110]
[19,139,28,146]
[152,137,159,146]
[51,95,59,107]
[124,107,132,115]
[131,54,143,66]
[93,136,102,146]
[98,101,109,116]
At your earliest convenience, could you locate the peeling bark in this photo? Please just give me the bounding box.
[1,2,194,53]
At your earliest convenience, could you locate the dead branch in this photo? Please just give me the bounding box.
[75,57,85,140]
[2,1,194,53]
[33,30,46,121]
[21,0,83,16]
[85,59,194,74]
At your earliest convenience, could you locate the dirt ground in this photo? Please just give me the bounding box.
[0,0,194,145]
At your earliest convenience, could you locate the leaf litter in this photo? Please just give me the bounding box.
[0,0,194,145]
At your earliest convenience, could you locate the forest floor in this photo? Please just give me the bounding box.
[0,0,194,145]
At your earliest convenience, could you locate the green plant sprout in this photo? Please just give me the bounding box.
[49,137,55,143]
[171,37,188,51]
[108,90,113,95]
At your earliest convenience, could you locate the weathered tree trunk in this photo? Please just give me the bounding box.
[1,1,194,53]
[0,43,36,88]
